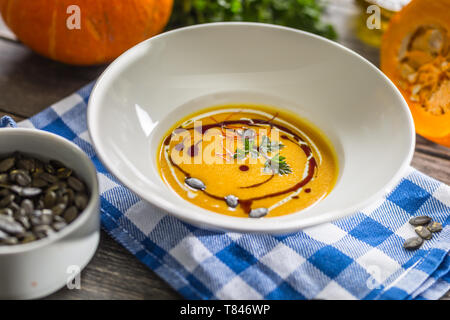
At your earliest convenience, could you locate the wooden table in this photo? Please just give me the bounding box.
[0,0,448,300]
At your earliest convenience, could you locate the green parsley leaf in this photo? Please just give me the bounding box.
[260,135,284,153]
[264,153,292,175]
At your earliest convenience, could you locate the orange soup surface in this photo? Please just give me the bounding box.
[157,105,338,218]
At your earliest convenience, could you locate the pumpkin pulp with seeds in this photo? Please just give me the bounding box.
[381,0,450,147]
[157,105,338,218]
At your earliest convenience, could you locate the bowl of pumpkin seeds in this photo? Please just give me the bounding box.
[0,128,100,299]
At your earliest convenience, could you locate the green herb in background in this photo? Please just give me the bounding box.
[168,0,337,40]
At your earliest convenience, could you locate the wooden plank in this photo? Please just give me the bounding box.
[443,290,450,301]
[415,136,450,162]
[413,136,450,185]
[0,40,105,118]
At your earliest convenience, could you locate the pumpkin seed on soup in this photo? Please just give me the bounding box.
[249,208,269,218]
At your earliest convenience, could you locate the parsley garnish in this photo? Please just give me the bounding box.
[264,154,292,176]
[260,135,285,153]
[234,134,291,176]
[234,130,259,160]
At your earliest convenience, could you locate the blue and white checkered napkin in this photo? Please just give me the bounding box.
[1,83,449,300]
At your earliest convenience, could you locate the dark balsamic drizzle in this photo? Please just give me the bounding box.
[188,140,202,157]
[165,113,318,213]
[240,174,274,189]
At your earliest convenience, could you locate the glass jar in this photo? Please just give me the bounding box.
[356,0,411,47]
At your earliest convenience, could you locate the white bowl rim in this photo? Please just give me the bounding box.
[87,22,415,233]
[0,128,100,254]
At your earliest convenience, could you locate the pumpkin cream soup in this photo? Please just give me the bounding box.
[157,105,338,218]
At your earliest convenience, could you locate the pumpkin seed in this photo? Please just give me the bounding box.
[53,215,65,223]
[17,158,35,172]
[33,225,54,239]
[0,174,8,184]
[225,195,239,208]
[51,203,66,216]
[31,178,48,188]
[21,232,36,244]
[0,157,15,172]
[20,187,42,197]
[63,206,78,223]
[46,184,61,192]
[0,215,25,235]
[185,177,206,191]
[40,172,58,184]
[20,199,34,215]
[74,194,88,210]
[58,195,69,207]
[44,163,56,174]
[68,177,85,192]
[249,208,269,218]
[0,208,13,217]
[415,226,432,240]
[0,153,88,246]
[52,221,67,232]
[44,191,57,208]
[13,208,25,219]
[8,169,21,180]
[57,168,72,179]
[15,171,32,186]
[427,221,443,233]
[409,216,432,226]
[0,229,8,240]
[30,209,53,226]
[16,216,31,229]
[8,185,23,195]
[0,194,15,207]
[403,236,424,250]
[1,236,18,245]
[8,202,20,214]
[65,189,75,205]
[0,188,10,197]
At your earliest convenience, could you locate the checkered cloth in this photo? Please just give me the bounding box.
[1,83,449,300]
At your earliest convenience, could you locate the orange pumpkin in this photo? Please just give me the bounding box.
[0,0,173,65]
[381,0,450,147]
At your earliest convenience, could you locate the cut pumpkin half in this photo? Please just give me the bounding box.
[381,0,450,147]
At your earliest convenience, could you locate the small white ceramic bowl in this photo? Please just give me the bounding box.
[0,128,100,299]
[88,23,415,234]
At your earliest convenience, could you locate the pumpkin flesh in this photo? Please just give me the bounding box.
[381,0,450,147]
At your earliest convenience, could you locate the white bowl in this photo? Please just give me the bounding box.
[88,23,415,234]
[0,129,100,299]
